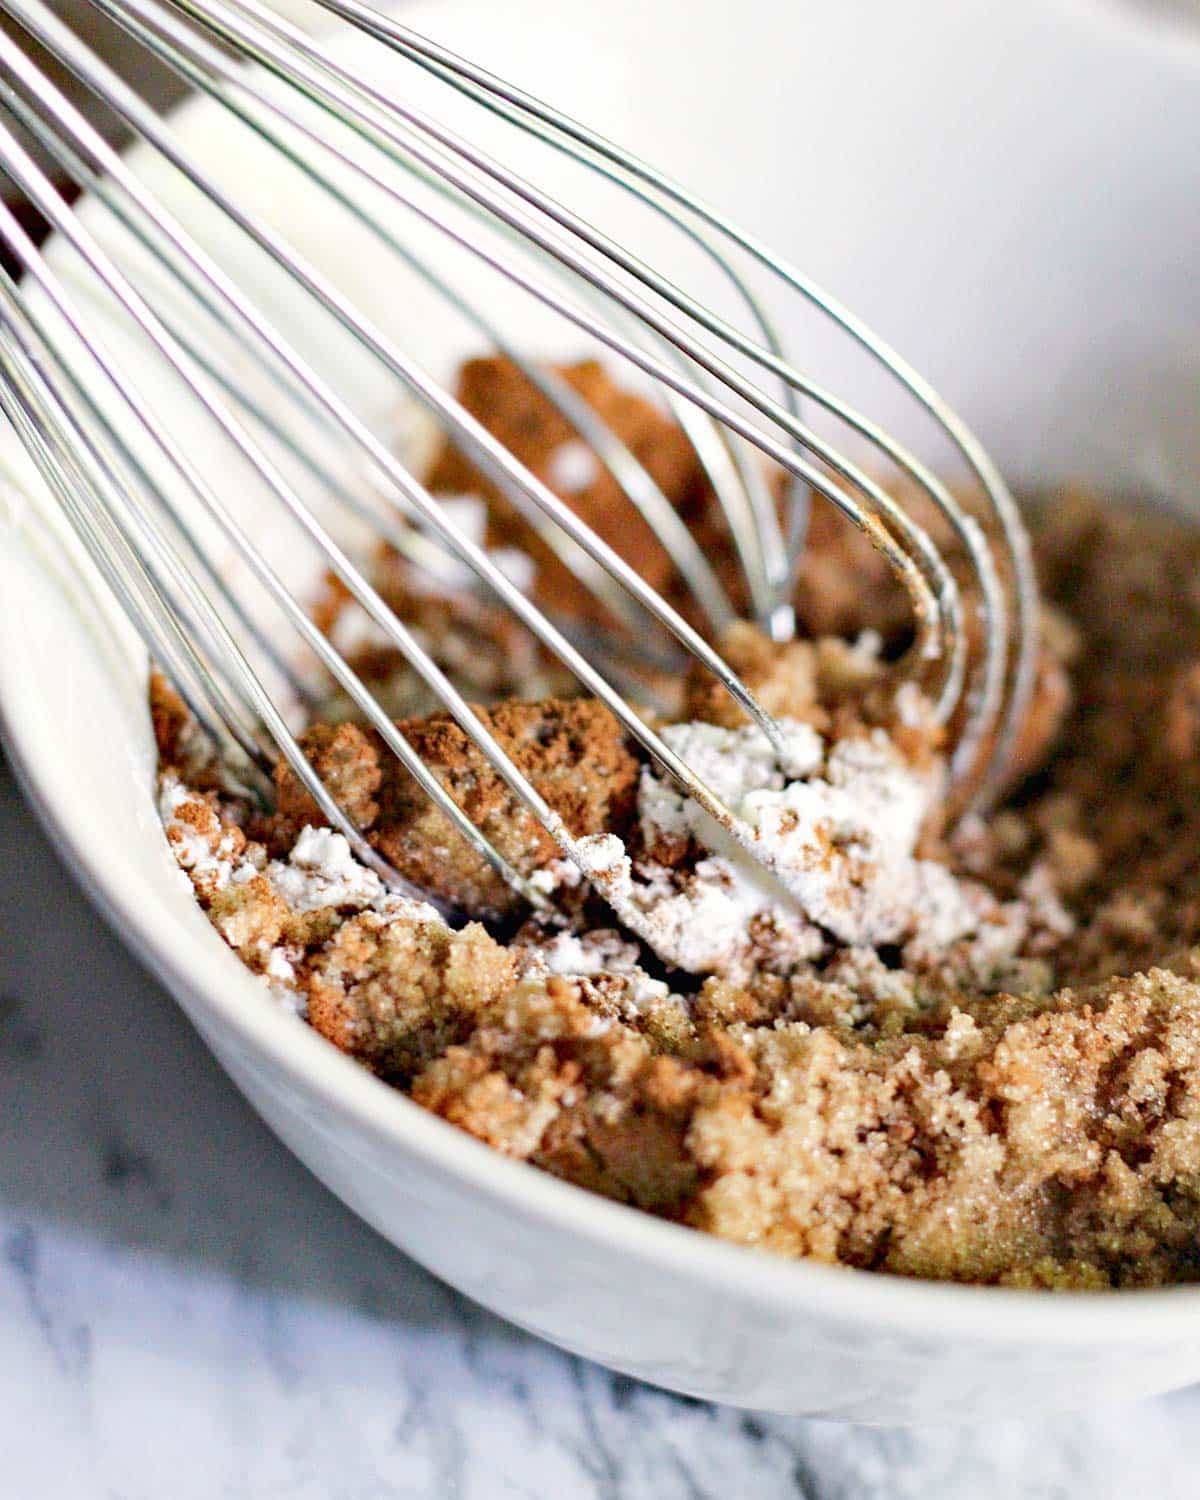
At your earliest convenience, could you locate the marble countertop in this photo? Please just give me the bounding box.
[3,752,1200,1499]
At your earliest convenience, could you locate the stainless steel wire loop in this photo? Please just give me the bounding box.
[0,0,1038,923]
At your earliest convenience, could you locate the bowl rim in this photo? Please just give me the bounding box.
[5,0,1200,1353]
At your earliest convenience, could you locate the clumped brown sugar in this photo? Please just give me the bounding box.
[268,698,640,920]
[155,359,1200,1289]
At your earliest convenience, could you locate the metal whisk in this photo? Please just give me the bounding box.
[0,0,1038,919]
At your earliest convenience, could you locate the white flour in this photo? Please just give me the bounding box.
[577,717,1000,977]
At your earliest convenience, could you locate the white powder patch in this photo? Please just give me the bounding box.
[519,926,683,1017]
[853,628,884,659]
[265,947,296,984]
[528,858,584,895]
[158,775,242,892]
[268,826,385,913]
[546,440,599,494]
[422,497,534,592]
[638,719,823,849]
[538,928,642,977]
[264,948,307,1017]
[579,717,992,976]
[267,827,445,927]
[490,546,536,593]
[1019,860,1076,943]
[738,731,976,947]
[161,774,448,1015]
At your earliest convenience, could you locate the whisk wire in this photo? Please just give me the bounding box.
[0,0,1039,925]
[298,0,1036,793]
[0,232,279,773]
[2,0,801,741]
[0,29,839,909]
[51,0,955,688]
[70,0,782,627]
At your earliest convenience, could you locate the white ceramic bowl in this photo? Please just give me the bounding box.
[2,0,1199,1422]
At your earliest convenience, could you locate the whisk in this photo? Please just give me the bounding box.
[0,0,1038,920]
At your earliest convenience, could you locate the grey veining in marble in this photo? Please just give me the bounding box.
[3,750,1200,1499]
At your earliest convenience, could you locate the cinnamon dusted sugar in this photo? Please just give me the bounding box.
[269,697,640,919]
[273,720,382,834]
[150,359,1200,1289]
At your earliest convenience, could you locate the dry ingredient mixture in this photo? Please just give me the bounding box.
[155,357,1200,1289]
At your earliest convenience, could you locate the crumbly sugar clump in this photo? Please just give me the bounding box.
[267,697,640,920]
[153,360,1200,1290]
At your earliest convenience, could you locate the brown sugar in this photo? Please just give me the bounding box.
[152,359,1200,1290]
[424,355,766,626]
[307,912,519,1080]
[269,697,640,919]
